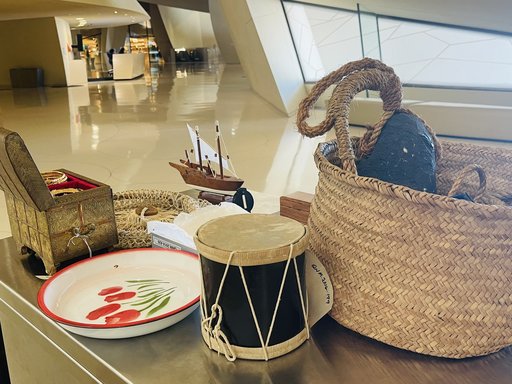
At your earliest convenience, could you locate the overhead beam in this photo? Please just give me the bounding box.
[141,0,208,13]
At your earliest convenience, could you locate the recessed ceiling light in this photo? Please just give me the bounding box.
[114,11,118,14]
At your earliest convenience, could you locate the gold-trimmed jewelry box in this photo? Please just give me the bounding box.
[0,127,118,275]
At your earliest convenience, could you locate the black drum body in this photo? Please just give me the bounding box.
[201,253,306,347]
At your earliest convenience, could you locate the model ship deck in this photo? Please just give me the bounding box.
[170,122,244,192]
[169,161,244,191]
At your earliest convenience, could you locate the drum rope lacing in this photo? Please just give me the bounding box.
[200,241,309,362]
[201,251,237,361]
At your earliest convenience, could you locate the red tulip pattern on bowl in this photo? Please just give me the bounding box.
[86,279,176,325]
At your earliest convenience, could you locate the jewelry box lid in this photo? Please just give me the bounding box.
[0,127,55,211]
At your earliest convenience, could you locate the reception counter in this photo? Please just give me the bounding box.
[113,53,145,80]
[0,236,511,383]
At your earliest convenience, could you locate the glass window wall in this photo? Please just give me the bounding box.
[284,1,512,90]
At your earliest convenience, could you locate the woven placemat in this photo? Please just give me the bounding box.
[113,189,209,249]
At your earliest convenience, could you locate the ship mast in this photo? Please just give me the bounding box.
[195,126,203,171]
[215,121,224,179]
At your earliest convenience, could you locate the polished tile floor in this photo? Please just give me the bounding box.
[0,62,336,239]
[0,62,510,241]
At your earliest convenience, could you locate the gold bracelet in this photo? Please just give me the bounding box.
[50,188,82,197]
[41,171,67,186]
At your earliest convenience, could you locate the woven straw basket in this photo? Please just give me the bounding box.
[113,189,209,249]
[297,58,512,358]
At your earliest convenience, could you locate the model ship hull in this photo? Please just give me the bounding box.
[169,162,244,191]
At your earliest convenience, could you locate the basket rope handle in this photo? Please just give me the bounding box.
[297,58,399,137]
[296,58,441,174]
[330,69,403,173]
[448,164,487,202]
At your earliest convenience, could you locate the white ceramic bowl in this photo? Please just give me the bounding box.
[38,248,200,339]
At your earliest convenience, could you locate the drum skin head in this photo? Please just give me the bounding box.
[194,214,308,266]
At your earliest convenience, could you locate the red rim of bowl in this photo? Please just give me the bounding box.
[37,248,200,329]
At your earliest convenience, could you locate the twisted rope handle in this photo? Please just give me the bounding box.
[448,164,487,202]
[296,58,441,174]
[297,58,398,136]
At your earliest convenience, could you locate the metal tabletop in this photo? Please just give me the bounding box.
[0,236,510,383]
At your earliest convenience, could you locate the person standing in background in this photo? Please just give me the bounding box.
[106,48,115,77]
[107,48,115,69]
[85,47,91,69]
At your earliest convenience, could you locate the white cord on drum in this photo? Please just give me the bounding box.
[239,265,269,361]
[201,251,237,361]
[294,257,310,339]
[264,244,293,349]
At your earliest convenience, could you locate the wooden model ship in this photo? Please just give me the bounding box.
[170,122,244,192]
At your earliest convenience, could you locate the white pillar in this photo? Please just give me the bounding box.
[212,0,306,115]
[208,0,240,64]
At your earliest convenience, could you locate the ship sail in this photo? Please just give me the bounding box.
[187,124,231,172]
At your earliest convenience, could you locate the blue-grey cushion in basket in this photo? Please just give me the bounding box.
[356,111,437,193]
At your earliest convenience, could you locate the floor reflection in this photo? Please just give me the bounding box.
[0,62,329,239]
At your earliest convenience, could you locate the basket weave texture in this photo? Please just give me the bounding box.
[297,58,512,358]
[113,189,209,249]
